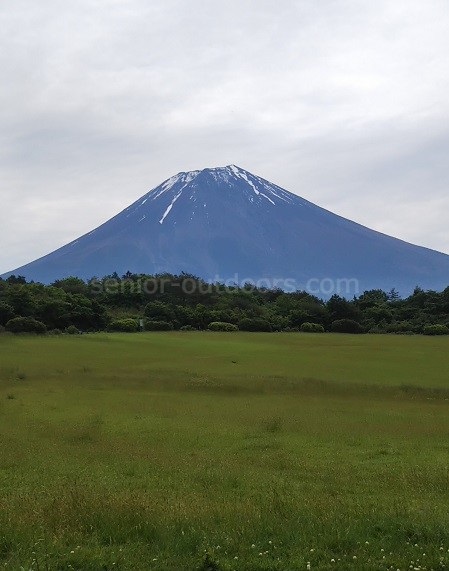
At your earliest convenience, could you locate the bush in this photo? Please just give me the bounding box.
[49,328,63,335]
[5,317,47,334]
[330,319,364,334]
[367,324,388,334]
[65,325,81,335]
[207,321,239,332]
[238,318,272,332]
[179,325,197,332]
[385,321,415,334]
[300,322,325,333]
[423,324,449,336]
[144,320,174,331]
[108,318,138,333]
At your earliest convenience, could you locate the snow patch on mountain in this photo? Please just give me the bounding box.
[233,167,260,195]
[209,168,231,184]
[159,190,184,224]
[260,193,275,205]
[151,170,200,201]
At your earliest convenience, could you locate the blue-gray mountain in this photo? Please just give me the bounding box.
[3,165,449,296]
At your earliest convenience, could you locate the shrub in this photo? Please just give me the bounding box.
[423,324,449,336]
[385,321,414,334]
[367,324,388,334]
[5,317,47,334]
[108,318,138,333]
[207,321,238,332]
[300,322,325,333]
[49,328,62,335]
[65,325,80,335]
[179,325,197,332]
[330,319,364,334]
[238,318,272,332]
[144,320,174,331]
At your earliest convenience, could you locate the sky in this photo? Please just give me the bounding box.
[1,0,449,274]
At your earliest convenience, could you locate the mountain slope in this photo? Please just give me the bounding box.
[2,165,449,296]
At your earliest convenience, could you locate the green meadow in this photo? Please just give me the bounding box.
[1,332,449,570]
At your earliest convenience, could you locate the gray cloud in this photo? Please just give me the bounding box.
[1,0,449,273]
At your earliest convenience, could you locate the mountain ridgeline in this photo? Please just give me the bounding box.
[3,165,449,296]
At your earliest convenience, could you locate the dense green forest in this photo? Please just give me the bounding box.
[1,273,449,335]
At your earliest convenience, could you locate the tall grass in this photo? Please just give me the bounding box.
[0,332,449,569]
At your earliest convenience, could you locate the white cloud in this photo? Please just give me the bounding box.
[1,0,449,272]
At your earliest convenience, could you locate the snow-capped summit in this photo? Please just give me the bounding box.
[125,165,299,229]
[3,165,449,296]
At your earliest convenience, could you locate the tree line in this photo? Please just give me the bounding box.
[1,272,449,335]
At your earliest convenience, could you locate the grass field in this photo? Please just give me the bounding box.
[1,332,449,570]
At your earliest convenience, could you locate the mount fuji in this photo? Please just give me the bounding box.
[2,165,449,296]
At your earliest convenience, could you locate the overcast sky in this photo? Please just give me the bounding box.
[1,0,449,273]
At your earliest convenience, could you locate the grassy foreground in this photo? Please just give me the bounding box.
[1,332,449,570]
